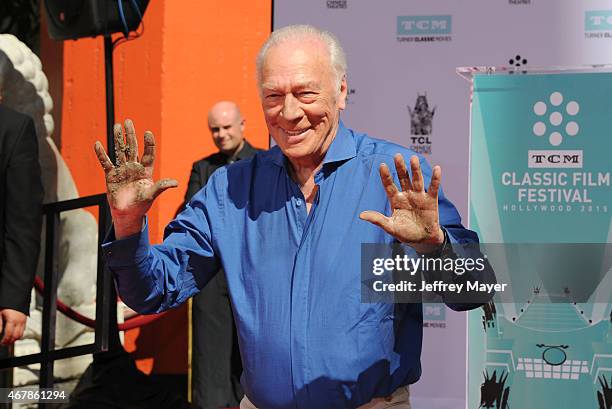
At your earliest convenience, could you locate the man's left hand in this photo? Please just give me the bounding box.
[0,309,27,345]
[360,153,445,253]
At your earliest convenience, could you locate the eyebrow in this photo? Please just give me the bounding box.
[262,81,321,93]
[295,81,320,90]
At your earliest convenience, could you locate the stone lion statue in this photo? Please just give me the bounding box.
[0,34,99,385]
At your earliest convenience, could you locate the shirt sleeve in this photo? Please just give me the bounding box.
[103,177,222,314]
[0,117,43,314]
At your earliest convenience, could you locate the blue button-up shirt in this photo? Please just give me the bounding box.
[103,122,479,409]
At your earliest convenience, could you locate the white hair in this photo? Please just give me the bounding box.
[256,24,347,92]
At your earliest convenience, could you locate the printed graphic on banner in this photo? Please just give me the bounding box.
[423,304,447,329]
[508,55,528,68]
[507,54,529,74]
[346,88,357,105]
[468,71,612,409]
[471,78,611,215]
[585,10,612,39]
[397,15,452,43]
[408,93,436,155]
[326,0,347,9]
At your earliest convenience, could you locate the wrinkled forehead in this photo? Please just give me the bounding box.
[260,41,335,90]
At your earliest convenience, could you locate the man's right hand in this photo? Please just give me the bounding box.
[0,309,27,345]
[94,119,178,239]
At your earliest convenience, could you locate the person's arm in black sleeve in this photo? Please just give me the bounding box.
[184,162,202,205]
[0,116,43,344]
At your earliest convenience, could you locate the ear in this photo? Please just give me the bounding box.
[240,119,246,133]
[337,75,348,111]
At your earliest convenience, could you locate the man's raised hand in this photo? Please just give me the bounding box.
[94,119,178,238]
[360,154,445,253]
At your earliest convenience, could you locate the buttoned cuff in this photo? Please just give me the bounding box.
[102,217,151,269]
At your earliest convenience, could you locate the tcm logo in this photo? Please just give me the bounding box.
[397,15,451,35]
[585,10,612,31]
[423,304,446,321]
[528,150,583,169]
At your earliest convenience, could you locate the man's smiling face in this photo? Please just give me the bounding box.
[260,38,347,166]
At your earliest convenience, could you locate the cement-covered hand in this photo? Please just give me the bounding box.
[94,119,178,239]
[360,153,445,253]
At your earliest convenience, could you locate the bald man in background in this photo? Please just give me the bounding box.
[185,101,260,409]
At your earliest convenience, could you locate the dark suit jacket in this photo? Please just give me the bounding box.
[184,140,259,204]
[0,105,43,314]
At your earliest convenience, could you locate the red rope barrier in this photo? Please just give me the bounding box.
[33,276,167,331]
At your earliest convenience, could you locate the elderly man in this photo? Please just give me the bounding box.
[95,25,486,409]
[186,101,259,409]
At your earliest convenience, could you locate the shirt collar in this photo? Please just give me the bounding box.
[321,120,356,165]
[269,120,356,167]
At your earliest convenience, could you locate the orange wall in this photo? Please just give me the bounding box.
[48,0,271,373]
[159,1,272,225]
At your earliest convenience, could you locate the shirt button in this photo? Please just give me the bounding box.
[107,251,112,256]
[296,199,302,207]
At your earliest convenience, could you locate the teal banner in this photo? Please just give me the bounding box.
[467,71,612,409]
